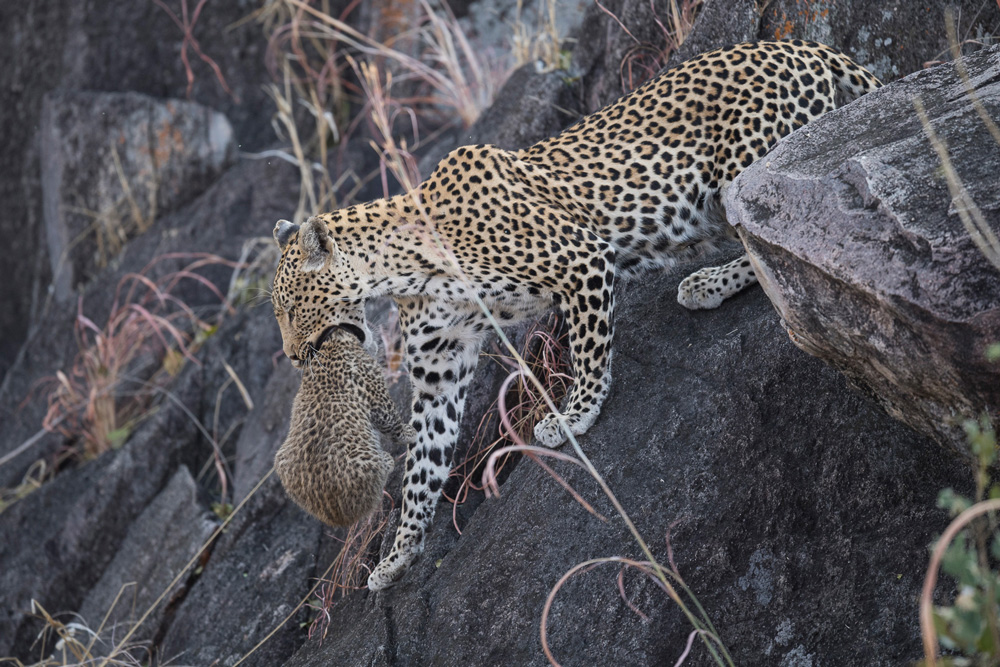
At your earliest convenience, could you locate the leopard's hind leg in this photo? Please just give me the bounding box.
[367,298,489,591]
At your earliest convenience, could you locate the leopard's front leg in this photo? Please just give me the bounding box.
[533,238,617,448]
[367,298,489,591]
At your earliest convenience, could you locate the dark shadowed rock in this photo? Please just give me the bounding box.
[729,46,1000,457]
[571,0,684,110]
[0,155,299,490]
[0,0,278,376]
[158,474,323,667]
[281,262,969,667]
[417,65,582,178]
[461,66,582,151]
[41,91,236,298]
[0,370,204,659]
[666,0,759,66]
[232,361,300,503]
[76,466,218,658]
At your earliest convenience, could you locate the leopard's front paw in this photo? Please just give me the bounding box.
[677,269,725,310]
[534,410,599,448]
[534,415,568,448]
[367,544,421,592]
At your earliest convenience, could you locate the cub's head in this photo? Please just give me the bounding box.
[271,217,372,367]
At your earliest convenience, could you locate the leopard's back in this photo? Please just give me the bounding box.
[518,40,880,275]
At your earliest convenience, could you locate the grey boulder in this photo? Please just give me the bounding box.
[41,90,236,298]
[729,45,1000,458]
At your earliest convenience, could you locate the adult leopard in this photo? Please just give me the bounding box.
[270,40,880,590]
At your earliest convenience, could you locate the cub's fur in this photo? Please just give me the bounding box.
[275,329,416,526]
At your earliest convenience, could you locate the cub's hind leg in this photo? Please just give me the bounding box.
[367,298,489,591]
[677,255,757,310]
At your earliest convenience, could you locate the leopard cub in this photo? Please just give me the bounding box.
[275,328,416,527]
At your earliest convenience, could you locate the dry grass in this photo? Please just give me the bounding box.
[251,0,512,222]
[444,315,572,533]
[8,597,149,667]
[38,253,240,462]
[511,0,567,73]
[0,460,50,515]
[304,498,396,641]
[597,0,702,90]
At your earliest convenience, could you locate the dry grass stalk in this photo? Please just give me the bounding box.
[40,253,241,461]
[152,0,239,101]
[278,0,507,128]
[914,98,1000,272]
[511,0,565,72]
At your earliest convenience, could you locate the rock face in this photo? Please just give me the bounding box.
[0,0,277,378]
[76,466,218,657]
[0,376,203,656]
[758,0,1000,82]
[41,91,236,298]
[728,46,1000,457]
[3,0,1000,665]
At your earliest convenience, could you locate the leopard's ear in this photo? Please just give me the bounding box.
[273,219,299,249]
[299,216,341,273]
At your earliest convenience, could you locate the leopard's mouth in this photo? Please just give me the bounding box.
[305,323,367,358]
[311,325,336,354]
[337,323,367,347]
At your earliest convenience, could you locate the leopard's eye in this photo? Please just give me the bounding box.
[287,305,295,323]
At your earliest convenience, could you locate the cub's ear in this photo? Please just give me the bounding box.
[273,219,299,249]
[299,216,341,273]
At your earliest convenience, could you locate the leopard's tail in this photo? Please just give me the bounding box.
[812,42,883,100]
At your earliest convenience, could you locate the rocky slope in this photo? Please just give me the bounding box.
[2,0,999,665]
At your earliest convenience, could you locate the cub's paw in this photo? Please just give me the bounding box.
[400,424,418,445]
[533,410,598,448]
[677,269,725,310]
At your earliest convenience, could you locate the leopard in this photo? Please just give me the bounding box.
[274,327,416,527]
[270,40,881,590]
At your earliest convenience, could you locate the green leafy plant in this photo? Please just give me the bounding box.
[922,415,1000,666]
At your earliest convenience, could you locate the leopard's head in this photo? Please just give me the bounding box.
[271,217,372,367]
